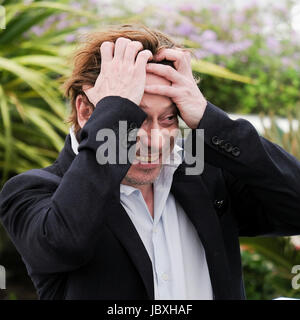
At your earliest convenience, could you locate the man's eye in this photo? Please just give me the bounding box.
[167,116,175,120]
[160,115,177,126]
[165,115,177,121]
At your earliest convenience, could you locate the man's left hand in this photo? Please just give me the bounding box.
[144,48,207,129]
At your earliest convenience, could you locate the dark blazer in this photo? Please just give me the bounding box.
[1,96,300,300]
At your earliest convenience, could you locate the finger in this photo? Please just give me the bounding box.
[82,85,95,105]
[154,48,184,62]
[113,37,131,60]
[82,84,93,96]
[154,48,187,70]
[144,84,178,98]
[183,50,192,63]
[135,49,153,67]
[146,63,182,83]
[124,41,144,64]
[100,41,114,63]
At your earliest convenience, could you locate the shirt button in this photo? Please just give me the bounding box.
[162,273,169,281]
[153,227,157,233]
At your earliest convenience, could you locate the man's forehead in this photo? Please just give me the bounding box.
[140,100,176,111]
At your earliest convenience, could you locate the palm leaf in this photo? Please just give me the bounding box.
[0,56,66,118]
[0,86,12,184]
[192,59,255,84]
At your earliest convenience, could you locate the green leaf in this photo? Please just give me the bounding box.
[0,56,67,118]
[13,55,70,75]
[192,59,255,84]
[0,85,12,183]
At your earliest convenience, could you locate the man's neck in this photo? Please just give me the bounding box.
[123,182,154,219]
[139,183,154,219]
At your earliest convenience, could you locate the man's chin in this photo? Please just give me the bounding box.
[122,165,162,186]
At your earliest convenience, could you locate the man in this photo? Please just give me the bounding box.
[1,25,300,300]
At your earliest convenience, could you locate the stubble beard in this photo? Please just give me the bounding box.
[123,166,162,186]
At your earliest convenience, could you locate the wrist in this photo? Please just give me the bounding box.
[188,99,207,129]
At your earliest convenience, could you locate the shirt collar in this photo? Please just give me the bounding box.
[70,125,79,155]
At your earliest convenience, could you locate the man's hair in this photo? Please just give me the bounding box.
[63,24,185,134]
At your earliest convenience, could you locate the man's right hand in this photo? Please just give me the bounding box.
[83,37,153,106]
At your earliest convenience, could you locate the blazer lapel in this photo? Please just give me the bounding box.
[106,202,155,300]
[171,163,234,299]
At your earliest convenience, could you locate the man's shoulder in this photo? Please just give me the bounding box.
[0,162,62,201]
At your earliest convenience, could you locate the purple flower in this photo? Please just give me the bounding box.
[232,30,243,41]
[179,4,196,12]
[71,3,81,10]
[194,49,210,59]
[189,34,204,44]
[243,0,258,11]
[273,4,288,14]
[159,4,174,12]
[250,26,260,33]
[65,34,76,43]
[234,13,245,25]
[200,30,217,42]
[31,26,44,36]
[175,22,196,37]
[202,41,228,55]
[209,4,221,13]
[266,37,280,53]
[45,15,57,25]
[228,40,253,54]
[57,20,69,31]
[281,57,292,67]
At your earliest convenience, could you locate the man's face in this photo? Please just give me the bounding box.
[122,72,179,187]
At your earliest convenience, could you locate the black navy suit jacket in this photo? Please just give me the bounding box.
[1,96,300,300]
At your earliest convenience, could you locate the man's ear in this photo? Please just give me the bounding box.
[76,94,93,128]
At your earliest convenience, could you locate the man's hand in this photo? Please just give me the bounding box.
[145,48,207,129]
[83,37,153,106]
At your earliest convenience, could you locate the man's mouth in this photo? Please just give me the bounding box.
[135,153,160,163]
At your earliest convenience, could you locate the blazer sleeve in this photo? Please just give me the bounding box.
[0,96,147,274]
[195,101,300,237]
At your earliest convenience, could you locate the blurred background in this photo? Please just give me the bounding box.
[0,0,300,300]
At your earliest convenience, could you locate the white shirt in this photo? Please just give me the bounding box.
[70,127,213,300]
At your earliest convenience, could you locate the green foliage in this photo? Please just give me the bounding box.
[240,111,300,300]
[137,1,300,116]
[261,105,300,160]
[241,249,277,300]
[241,238,300,299]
